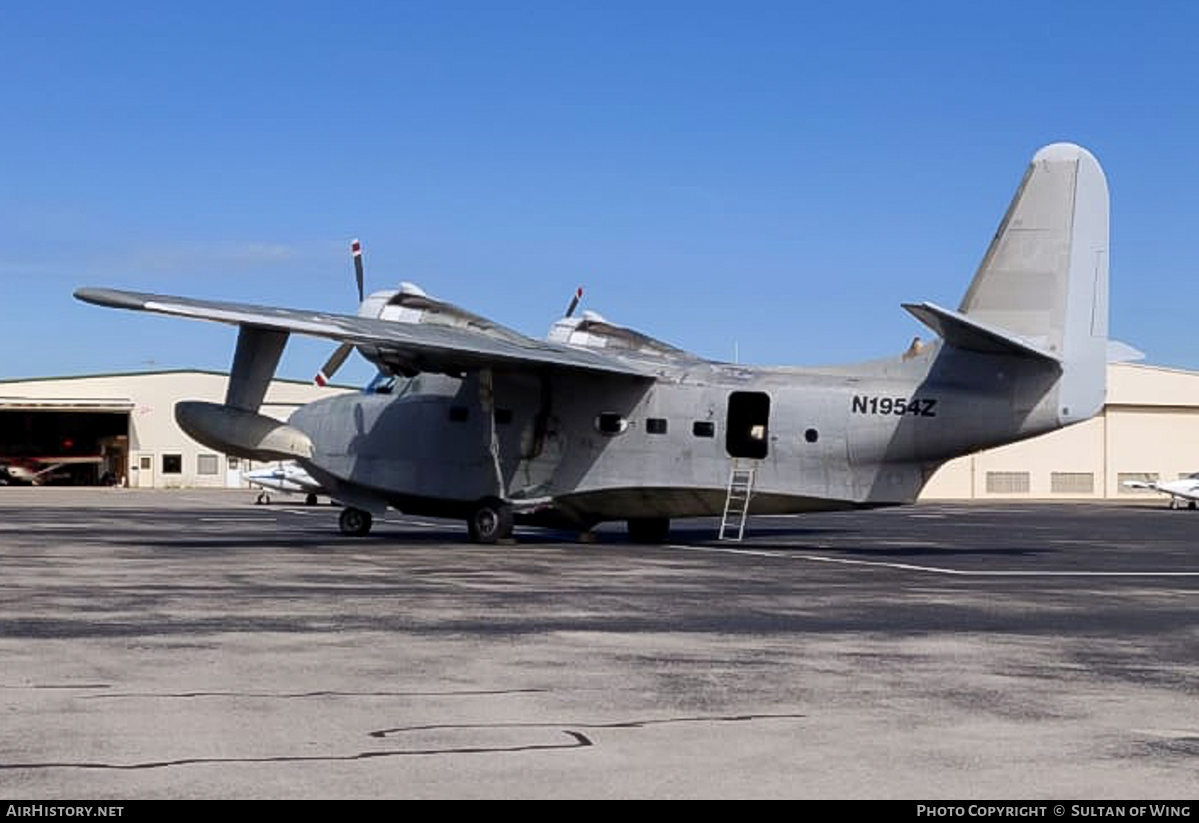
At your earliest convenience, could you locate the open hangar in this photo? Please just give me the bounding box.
[0,370,350,488]
[1,362,1198,498]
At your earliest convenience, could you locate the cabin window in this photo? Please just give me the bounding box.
[162,454,182,475]
[495,408,514,425]
[595,413,628,435]
[692,421,715,438]
[725,391,771,459]
[646,418,668,435]
[449,406,469,423]
[804,428,819,444]
[197,454,219,475]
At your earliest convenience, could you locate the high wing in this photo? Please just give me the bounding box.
[75,288,650,379]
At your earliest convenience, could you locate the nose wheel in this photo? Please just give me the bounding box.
[339,507,373,536]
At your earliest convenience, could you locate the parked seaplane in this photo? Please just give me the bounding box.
[78,143,1123,543]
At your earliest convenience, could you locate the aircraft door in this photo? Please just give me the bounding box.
[725,391,771,459]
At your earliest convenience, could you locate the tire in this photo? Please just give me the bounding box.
[467,497,514,544]
[339,507,373,536]
[627,517,670,544]
[305,493,318,506]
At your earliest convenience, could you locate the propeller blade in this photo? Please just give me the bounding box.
[565,286,583,318]
[314,342,354,387]
[351,238,364,303]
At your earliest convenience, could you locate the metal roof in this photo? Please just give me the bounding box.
[0,397,135,413]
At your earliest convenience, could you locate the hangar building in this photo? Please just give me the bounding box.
[2,363,1198,499]
[0,371,350,488]
[921,363,1199,500]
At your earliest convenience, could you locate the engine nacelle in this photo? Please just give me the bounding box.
[354,282,529,377]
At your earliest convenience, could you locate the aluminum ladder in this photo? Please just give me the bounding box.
[718,460,757,541]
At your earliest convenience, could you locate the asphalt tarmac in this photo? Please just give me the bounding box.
[1,489,1197,799]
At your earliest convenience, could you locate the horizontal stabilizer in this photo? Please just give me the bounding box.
[902,301,1061,364]
[1108,340,1145,364]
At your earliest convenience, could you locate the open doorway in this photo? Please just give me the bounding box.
[725,391,770,459]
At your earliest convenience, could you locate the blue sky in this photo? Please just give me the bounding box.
[3,1,1199,385]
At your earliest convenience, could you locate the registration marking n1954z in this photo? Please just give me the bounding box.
[851,396,938,417]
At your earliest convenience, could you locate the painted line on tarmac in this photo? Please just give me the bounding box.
[667,544,1199,577]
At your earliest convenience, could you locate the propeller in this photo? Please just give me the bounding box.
[314,239,364,387]
[351,237,364,302]
[565,286,583,318]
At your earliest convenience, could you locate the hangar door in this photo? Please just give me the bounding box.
[0,399,132,485]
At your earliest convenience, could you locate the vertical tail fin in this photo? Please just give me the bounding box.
[958,142,1109,423]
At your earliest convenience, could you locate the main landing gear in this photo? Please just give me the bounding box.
[255,492,271,505]
[339,507,373,536]
[467,497,514,544]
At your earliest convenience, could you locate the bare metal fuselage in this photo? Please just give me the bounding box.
[290,341,1063,527]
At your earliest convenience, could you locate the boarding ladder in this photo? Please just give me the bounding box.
[718,459,757,542]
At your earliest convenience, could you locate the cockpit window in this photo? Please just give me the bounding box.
[365,373,397,395]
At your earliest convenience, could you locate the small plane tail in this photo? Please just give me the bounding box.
[952,143,1109,425]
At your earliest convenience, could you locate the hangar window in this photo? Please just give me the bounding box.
[228,456,239,470]
[1118,472,1159,493]
[162,454,182,475]
[692,421,715,438]
[1050,472,1093,494]
[985,471,1029,494]
[646,418,668,435]
[595,413,628,435]
[197,454,219,476]
[448,406,469,423]
[140,457,152,471]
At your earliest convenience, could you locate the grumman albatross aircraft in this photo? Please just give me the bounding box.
[78,143,1118,543]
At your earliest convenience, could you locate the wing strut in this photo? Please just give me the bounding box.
[479,368,506,499]
[227,325,290,411]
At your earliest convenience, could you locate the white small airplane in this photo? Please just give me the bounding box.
[1122,474,1199,509]
[244,462,325,506]
[0,456,104,485]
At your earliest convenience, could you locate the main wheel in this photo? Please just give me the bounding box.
[305,493,319,506]
[627,517,670,544]
[467,497,514,544]
[339,507,373,536]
